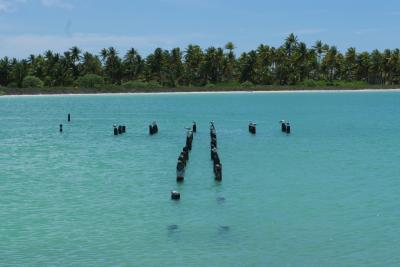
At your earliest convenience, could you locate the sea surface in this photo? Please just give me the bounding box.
[0,91,399,267]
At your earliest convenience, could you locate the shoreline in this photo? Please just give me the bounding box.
[1,88,400,97]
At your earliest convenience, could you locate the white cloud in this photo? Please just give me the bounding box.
[0,0,26,12]
[40,0,73,9]
[0,33,210,58]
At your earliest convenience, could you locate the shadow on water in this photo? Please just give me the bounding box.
[218,225,230,234]
[216,196,226,204]
[167,224,180,236]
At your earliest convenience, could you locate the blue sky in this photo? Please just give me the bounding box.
[1,0,400,58]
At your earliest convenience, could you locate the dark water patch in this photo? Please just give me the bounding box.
[218,225,230,233]
[167,224,179,232]
[217,197,226,203]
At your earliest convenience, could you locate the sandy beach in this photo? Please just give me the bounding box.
[1,88,400,97]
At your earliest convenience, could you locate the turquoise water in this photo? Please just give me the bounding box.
[0,91,399,266]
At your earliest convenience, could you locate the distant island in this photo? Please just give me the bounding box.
[1,34,399,95]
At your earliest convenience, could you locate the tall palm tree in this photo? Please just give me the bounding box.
[82,52,102,75]
[322,46,338,81]
[103,47,122,84]
[344,47,357,81]
[284,33,298,58]
[167,47,183,87]
[224,42,236,82]
[184,44,204,86]
[69,46,81,79]
[369,49,383,84]
[123,48,143,81]
[0,57,11,86]
[313,40,323,64]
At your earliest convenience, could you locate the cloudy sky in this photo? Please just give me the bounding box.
[1,0,400,58]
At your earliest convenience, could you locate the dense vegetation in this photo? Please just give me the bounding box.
[1,34,400,93]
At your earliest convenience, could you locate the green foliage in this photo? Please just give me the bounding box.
[241,81,255,88]
[122,80,149,89]
[2,35,400,92]
[147,80,162,88]
[76,74,104,88]
[22,76,44,88]
[212,81,241,88]
[106,84,121,91]
[205,83,216,88]
[121,80,162,89]
[330,80,369,88]
[7,82,18,88]
[302,79,318,87]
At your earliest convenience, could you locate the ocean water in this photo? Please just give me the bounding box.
[0,91,399,267]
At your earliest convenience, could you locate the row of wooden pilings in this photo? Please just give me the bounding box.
[175,123,196,182]
[171,122,196,200]
[113,125,127,135]
[280,120,291,134]
[113,121,158,136]
[59,113,71,132]
[249,122,256,134]
[149,122,158,135]
[248,121,292,134]
[210,122,222,181]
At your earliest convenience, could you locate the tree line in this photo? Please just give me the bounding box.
[1,34,400,89]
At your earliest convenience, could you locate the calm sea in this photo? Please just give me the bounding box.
[0,91,399,266]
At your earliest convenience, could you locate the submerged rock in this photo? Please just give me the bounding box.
[218,225,230,233]
[167,224,179,231]
[216,196,226,203]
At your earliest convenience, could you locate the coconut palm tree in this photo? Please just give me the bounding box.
[167,47,183,87]
[369,50,383,84]
[123,48,143,81]
[103,47,122,84]
[322,46,339,81]
[0,57,11,86]
[284,33,298,58]
[10,59,29,87]
[184,44,204,86]
[81,52,102,76]
[223,42,236,82]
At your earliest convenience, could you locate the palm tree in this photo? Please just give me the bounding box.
[356,52,370,82]
[238,50,257,83]
[10,59,29,87]
[146,48,167,84]
[293,42,308,82]
[202,46,225,84]
[255,44,273,84]
[343,47,357,81]
[103,47,122,84]
[184,44,204,86]
[70,46,81,63]
[167,47,183,87]
[284,33,298,58]
[223,42,236,82]
[369,50,383,84]
[322,46,339,81]
[100,48,109,64]
[313,40,323,64]
[0,57,11,86]
[123,48,143,81]
[69,46,81,79]
[82,52,102,76]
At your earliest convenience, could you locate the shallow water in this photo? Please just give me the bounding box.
[0,91,399,266]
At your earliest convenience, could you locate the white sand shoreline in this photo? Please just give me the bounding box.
[1,88,400,97]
